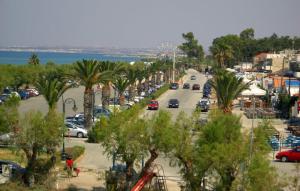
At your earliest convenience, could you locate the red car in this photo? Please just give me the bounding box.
[276,147,300,162]
[148,100,159,110]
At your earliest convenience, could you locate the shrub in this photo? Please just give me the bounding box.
[65,145,85,160]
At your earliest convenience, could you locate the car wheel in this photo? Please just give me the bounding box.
[281,156,288,162]
[77,132,84,138]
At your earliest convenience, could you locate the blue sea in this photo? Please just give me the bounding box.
[0,51,141,65]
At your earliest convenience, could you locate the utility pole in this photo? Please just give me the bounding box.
[173,48,176,83]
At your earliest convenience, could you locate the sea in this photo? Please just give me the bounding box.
[0,50,141,65]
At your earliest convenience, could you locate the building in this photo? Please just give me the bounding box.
[253,52,288,73]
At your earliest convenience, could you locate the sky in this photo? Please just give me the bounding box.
[0,0,300,50]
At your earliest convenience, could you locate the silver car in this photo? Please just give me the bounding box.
[65,122,88,138]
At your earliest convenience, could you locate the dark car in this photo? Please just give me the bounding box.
[190,75,196,80]
[192,84,200,90]
[94,106,111,118]
[0,160,26,178]
[276,146,300,162]
[0,94,10,103]
[170,83,179,90]
[196,98,210,112]
[148,100,159,110]
[183,83,190,89]
[18,90,30,100]
[168,99,179,108]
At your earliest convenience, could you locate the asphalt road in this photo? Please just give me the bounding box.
[143,69,209,121]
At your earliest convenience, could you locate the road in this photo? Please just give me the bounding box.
[143,69,208,121]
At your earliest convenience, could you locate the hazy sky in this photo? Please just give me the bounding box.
[1,0,300,50]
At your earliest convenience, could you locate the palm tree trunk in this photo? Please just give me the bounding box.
[119,94,125,106]
[84,89,93,129]
[137,80,143,96]
[102,84,110,110]
[128,85,135,101]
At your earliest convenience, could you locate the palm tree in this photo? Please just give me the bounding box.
[28,53,40,66]
[209,69,250,113]
[126,66,138,101]
[73,59,109,129]
[99,61,124,110]
[211,43,233,68]
[112,76,130,106]
[35,72,69,113]
[160,59,172,83]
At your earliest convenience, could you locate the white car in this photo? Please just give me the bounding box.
[65,122,88,138]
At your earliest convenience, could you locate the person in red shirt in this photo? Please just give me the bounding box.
[66,156,73,177]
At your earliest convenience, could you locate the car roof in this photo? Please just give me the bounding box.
[169,99,179,101]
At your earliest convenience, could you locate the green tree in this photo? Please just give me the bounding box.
[169,111,204,190]
[28,53,40,66]
[112,75,130,106]
[126,66,138,101]
[99,61,123,109]
[73,59,109,129]
[196,111,246,191]
[209,69,250,113]
[0,95,20,134]
[240,28,255,41]
[210,35,242,68]
[35,72,70,113]
[15,111,64,186]
[179,32,204,67]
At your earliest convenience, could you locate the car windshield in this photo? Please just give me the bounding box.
[150,101,157,104]
[170,99,178,103]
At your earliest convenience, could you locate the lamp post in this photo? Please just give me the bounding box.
[249,94,255,160]
[61,96,78,161]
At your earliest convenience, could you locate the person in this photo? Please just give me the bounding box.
[66,156,73,177]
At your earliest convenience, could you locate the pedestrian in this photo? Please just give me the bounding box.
[66,156,73,177]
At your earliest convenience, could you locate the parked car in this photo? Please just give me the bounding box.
[25,88,39,97]
[168,99,179,108]
[183,83,190,89]
[192,84,200,90]
[148,100,159,110]
[170,83,179,90]
[196,98,210,112]
[65,122,88,138]
[0,94,10,103]
[276,146,300,162]
[0,160,26,179]
[94,106,111,118]
[190,75,196,80]
[18,90,29,100]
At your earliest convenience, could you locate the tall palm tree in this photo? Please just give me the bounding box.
[126,67,138,101]
[211,43,233,68]
[209,69,250,113]
[99,61,124,110]
[73,59,109,129]
[112,76,130,106]
[160,59,172,83]
[35,72,69,113]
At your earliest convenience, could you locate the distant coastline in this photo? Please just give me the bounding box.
[0,50,146,65]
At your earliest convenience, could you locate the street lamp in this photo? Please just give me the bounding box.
[61,96,78,161]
